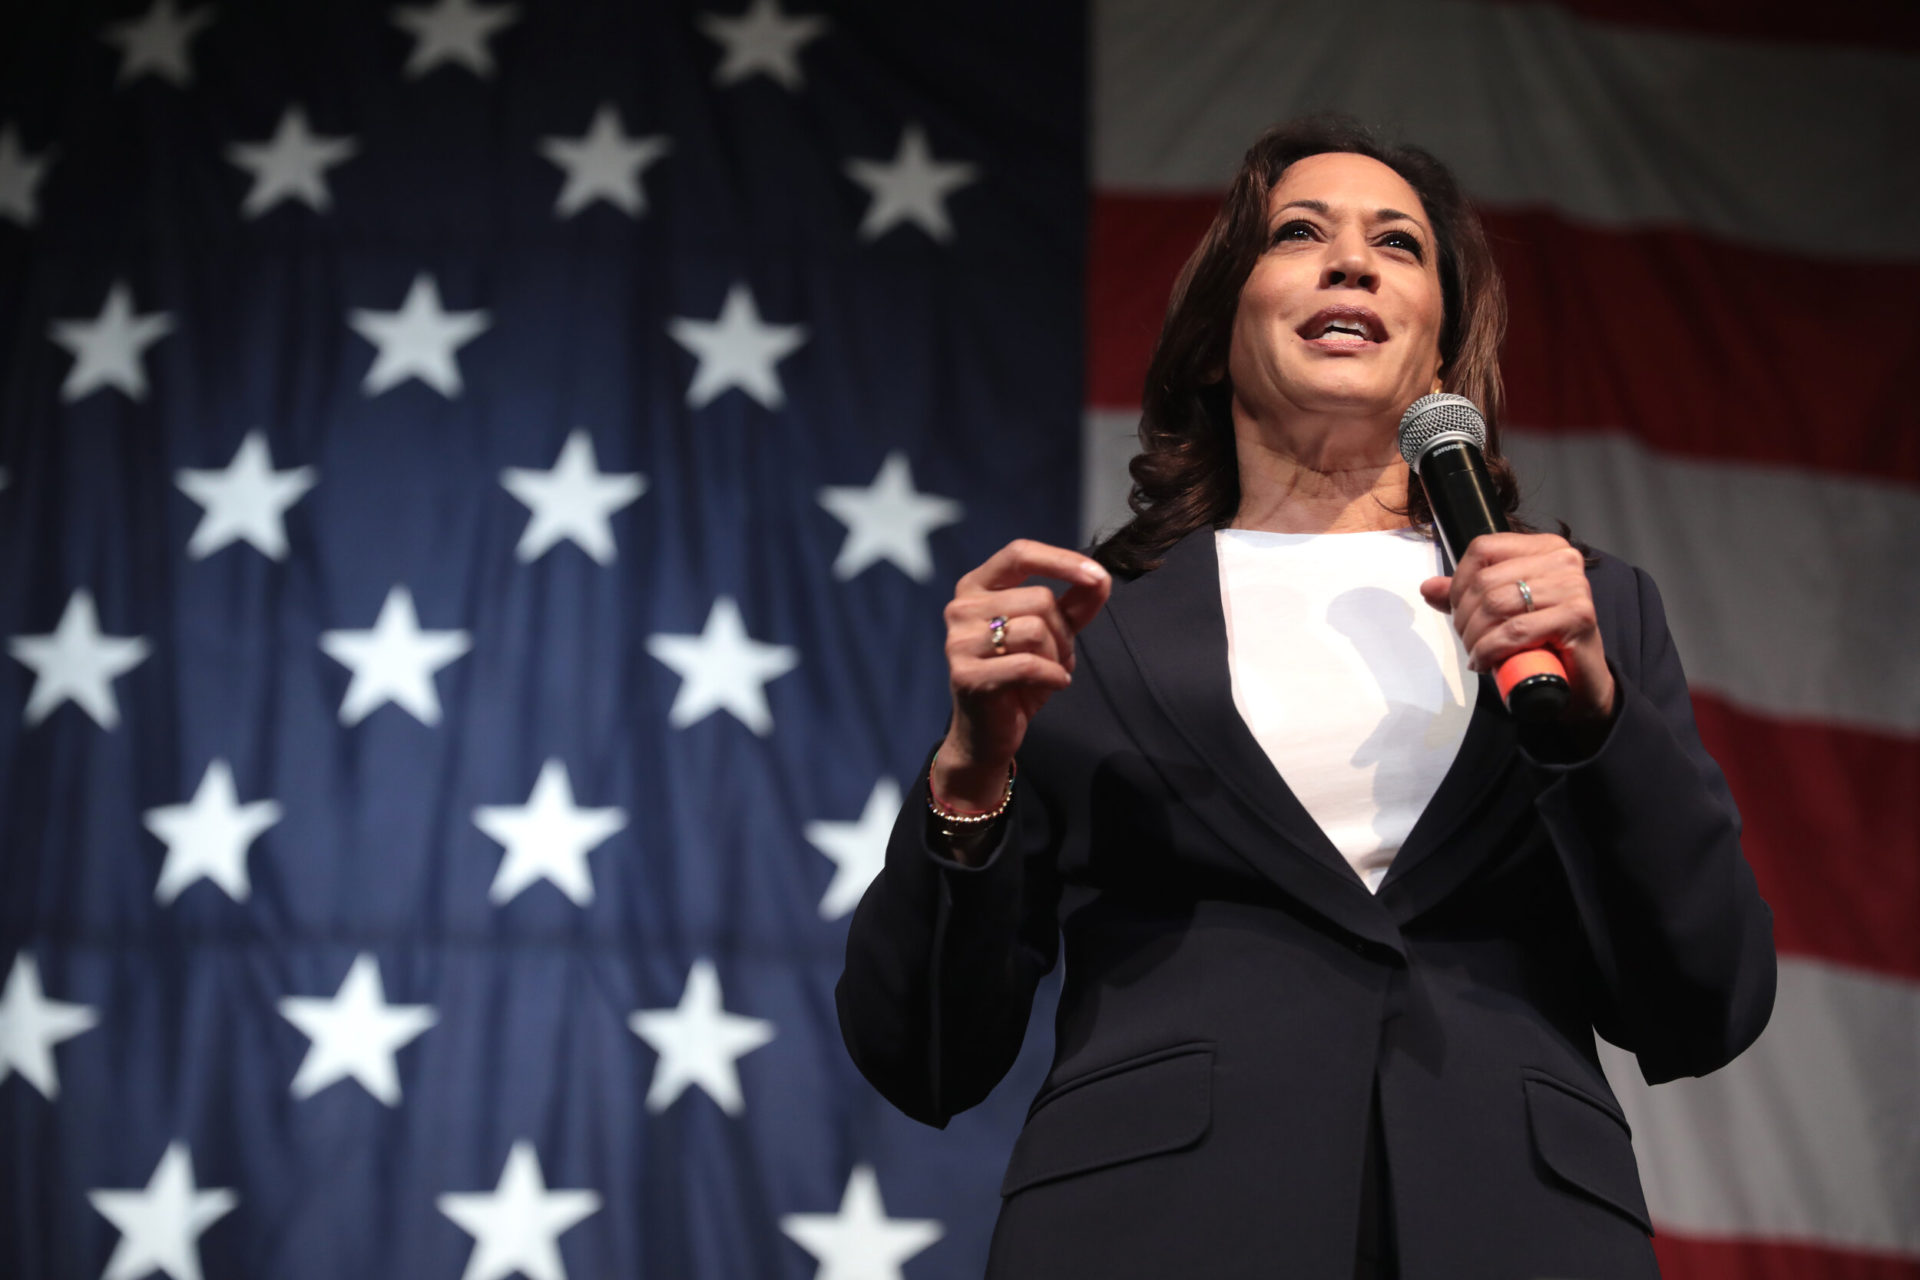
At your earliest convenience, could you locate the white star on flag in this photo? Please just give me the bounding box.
[500,429,646,564]
[88,1143,237,1280]
[393,0,520,79]
[818,451,963,581]
[225,105,358,218]
[804,779,901,921]
[698,0,828,91]
[628,959,775,1115]
[175,430,318,561]
[539,104,672,219]
[8,589,150,729]
[0,125,54,227]
[278,953,438,1106]
[645,596,799,736]
[319,586,472,726]
[780,1164,944,1280]
[845,124,980,243]
[473,760,628,907]
[48,280,175,403]
[0,953,99,1101]
[143,760,283,906]
[349,273,491,398]
[102,0,213,87]
[438,1141,602,1280]
[667,282,808,410]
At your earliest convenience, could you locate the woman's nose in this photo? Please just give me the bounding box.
[1320,233,1377,290]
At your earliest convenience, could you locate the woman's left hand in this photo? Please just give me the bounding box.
[1419,532,1616,722]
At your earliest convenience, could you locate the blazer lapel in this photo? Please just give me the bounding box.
[1373,672,1523,917]
[1090,526,1403,952]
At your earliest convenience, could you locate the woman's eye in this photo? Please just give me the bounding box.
[1271,220,1315,243]
[1381,231,1424,257]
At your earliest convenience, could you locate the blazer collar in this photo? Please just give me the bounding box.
[1102,526,1355,883]
[1094,524,1518,933]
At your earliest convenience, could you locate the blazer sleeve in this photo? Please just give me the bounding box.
[834,747,1063,1127]
[1520,560,1778,1085]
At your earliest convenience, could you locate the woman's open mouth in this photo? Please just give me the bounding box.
[1297,306,1386,350]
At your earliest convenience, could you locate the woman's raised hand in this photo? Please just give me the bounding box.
[933,540,1112,811]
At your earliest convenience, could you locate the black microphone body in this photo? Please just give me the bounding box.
[1399,394,1571,724]
[1418,435,1513,568]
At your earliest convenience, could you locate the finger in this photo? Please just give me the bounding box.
[949,584,1062,622]
[947,587,1076,668]
[961,576,1109,645]
[969,613,1062,665]
[957,538,1110,596]
[1455,532,1570,575]
[1449,537,1556,613]
[1419,576,1452,612]
[1465,603,1592,673]
[1456,580,1551,658]
[1456,572,1530,629]
[1453,546,1585,626]
[951,652,1073,695]
[1058,568,1113,634]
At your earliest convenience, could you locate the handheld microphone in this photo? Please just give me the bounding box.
[1397,393,1570,723]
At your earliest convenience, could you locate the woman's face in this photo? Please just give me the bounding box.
[1227,152,1446,435]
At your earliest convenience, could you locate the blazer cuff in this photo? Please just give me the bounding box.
[885,746,1028,909]
[1515,659,1631,771]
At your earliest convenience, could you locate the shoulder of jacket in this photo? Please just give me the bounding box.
[1576,543,1662,675]
[1580,544,1641,595]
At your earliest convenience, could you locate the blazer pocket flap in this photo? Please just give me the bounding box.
[1523,1073,1652,1233]
[1000,1045,1213,1197]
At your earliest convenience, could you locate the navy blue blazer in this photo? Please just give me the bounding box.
[837,525,1776,1278]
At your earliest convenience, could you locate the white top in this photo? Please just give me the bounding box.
[1215,528,1478,893]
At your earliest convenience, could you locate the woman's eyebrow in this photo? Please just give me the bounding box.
[1273,198,1427,231]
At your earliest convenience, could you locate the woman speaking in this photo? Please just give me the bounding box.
[835,117,1776,1278]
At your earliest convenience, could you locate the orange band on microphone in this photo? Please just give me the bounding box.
[1495,649,1567,699]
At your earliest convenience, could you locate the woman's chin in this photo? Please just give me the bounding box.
[1280,377,1414,420]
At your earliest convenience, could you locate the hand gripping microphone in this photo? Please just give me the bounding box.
[1398,392,1571,723]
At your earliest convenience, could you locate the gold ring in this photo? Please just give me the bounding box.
[988,615,1009,655]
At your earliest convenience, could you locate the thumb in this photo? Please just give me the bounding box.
[1419,576,1453,611]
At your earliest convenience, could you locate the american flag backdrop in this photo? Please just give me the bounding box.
[0,1,1080,1277]
[0,4,1915,1280]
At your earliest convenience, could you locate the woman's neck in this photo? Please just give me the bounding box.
[1229,409,1412,535]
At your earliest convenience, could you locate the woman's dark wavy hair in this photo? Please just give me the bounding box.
[1091,115,1526,577]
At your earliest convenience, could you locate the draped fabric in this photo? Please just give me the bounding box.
[0,3,1079,1277]
[3,2,1915,1279]
[1085,2,1920,1275]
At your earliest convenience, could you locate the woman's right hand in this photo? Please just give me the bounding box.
[933,540,1112,812]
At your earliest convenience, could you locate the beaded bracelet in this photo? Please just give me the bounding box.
[926,752,1017,832]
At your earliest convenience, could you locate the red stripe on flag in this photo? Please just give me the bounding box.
[1494,209,1920,486]
[1480,0,1920,53]
[1692,693,1920,982]
[1087,194,1920,486]
[1087,193,1211,411]
[1654,1231,1920,1280]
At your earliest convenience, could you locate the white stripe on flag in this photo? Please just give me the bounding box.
[1600,958,1920,1257]
[1503,429,1920,737]
[1094,0,1920,260]
[1081,407,1143,549]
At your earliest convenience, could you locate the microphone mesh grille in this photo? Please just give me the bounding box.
[1397,393,1488,464]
